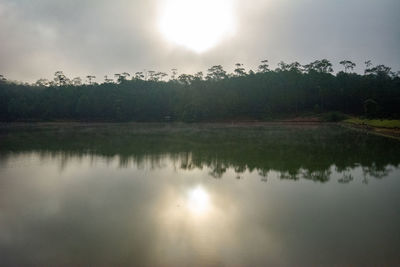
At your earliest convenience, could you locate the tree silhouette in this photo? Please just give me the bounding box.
[364,60,373,74]
[288,62,302,73]
[206,65,227,80]
[134,72,145,80]
[115,73,130,83]
[156,72,168,81]
[178,74,195,85]
[276,61,290,72]
[304,59,333,73]
[54,71,69,86]
[147,71,156,81]
[194,72,204,81]
[171,69,178,80]
[86,75,96,85]
[339,60,356,73]
[234,63,246,77]
[258,59,270,73]
[104,75,114,83]
[365,64,392,77]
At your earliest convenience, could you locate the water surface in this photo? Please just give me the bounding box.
[0,124,399,266]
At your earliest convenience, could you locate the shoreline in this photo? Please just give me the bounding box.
[0,120,326,128]
[1,120,399,140]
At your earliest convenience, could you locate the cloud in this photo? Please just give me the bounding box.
[0,0,399,82]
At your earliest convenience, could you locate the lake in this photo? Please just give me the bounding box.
[0,123,399,266]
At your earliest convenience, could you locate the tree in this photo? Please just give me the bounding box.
[365,64,392,77]
[114,72,130,83]
[178,74,195,85]
[86,75,96,85]
[155,72,168,81]
[171,69,178,80]
[234,63,246,77]
[104,75,114,83]
[147,71,156,81]
[206,65,227,80]
[258,59,270,73]
[276,61,290,72]
[134,72,145,80]
[122,72,131,81]
[339,60,356,73]
[54,71,69,86]
[304,59,333,73]
[194,72,204,81]
[288,62,303,73]
[364,60,373,74]
[72,77,82,86]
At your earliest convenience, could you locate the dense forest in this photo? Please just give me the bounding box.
[0,59,399,122]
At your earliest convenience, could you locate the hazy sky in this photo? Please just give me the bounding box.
[0,0,399,82]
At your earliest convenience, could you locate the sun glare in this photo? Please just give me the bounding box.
[158,0,236,53]
[187,186,210,215]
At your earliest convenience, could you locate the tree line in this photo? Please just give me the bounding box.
[0,59,399,122]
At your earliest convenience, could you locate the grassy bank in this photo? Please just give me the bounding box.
[343,117,400,140]
[345,118,400,129]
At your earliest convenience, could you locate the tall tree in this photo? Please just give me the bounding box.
[364,60,373,74]
[304,59,333,73]
[258,59,270,73]
[86,75,96,85]
[171,69,178,80]
[54,71,69,86]
[340,60,356,73]
[206,65,227,80]
[234,63,246,77]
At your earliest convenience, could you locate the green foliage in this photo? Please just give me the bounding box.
[0,59,399,122]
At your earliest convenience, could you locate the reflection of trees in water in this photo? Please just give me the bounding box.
[300,169,332,182]
[0,125,399,183]
[363,164,392,179]
[279,171,301,181]
[361,164,393,184]
[338,172,354,184]
[179,152,196,170]
[208,162,228,179]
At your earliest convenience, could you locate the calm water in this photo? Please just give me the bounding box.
[0,123,400,266]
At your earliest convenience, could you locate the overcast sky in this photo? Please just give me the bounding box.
[0,0,399,82]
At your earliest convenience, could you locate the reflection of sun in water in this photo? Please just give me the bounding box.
[187,186,210,215]
[158,0,236,53]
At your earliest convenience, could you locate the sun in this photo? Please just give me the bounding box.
[158,0,236,53]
